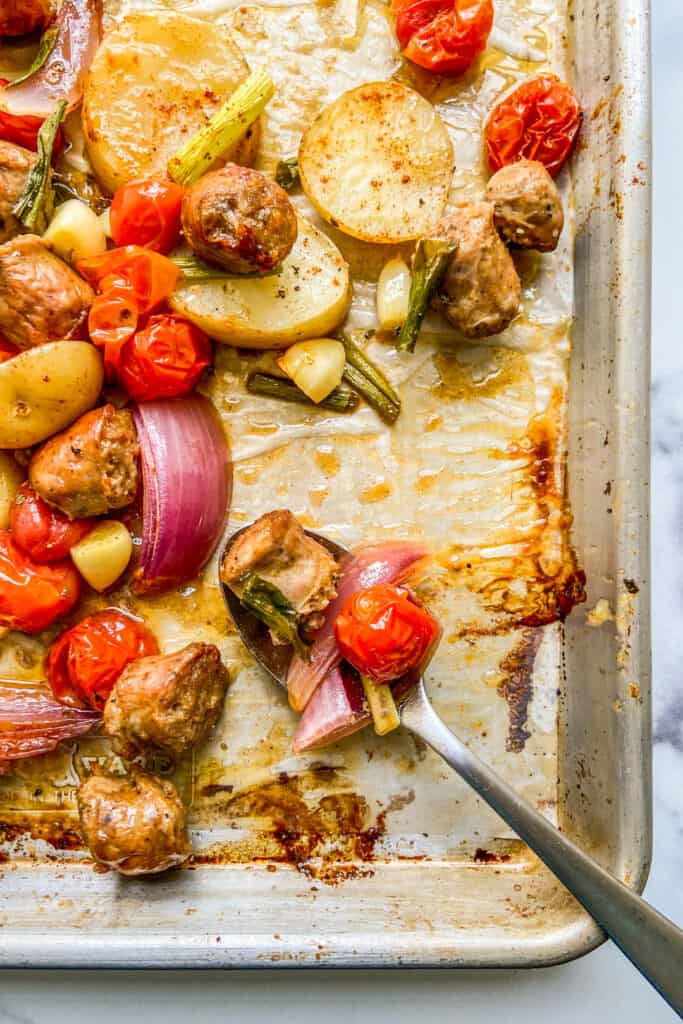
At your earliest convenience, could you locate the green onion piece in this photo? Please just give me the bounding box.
[275,157,299,191]
[360,674,401,736]
[169,253,280,281]
[396,238,457,354]
[6,25,59,89]
[240,573,310,661]
[13,100,66,233]
[342,364,400,424]
[247,372,360,413]
[168,69,275,186]
[339,330,401,408]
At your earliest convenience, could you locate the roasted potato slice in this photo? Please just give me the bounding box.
[82,11,259,193]
[298,81,454,244]
[170,216,351,349]
[0,342,103,449]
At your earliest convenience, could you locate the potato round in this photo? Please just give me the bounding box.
[0,342,104,449]
[82,12,259,194]
[170,216,351,349]
[298,81,454,244]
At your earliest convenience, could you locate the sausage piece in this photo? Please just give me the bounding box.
[29,404,139,519]
[486,159,564,252]
[0,235,93,349]
[0,141,38,244]
[0,0,53,36]
[181,164,298,274]
[221,510,338,631]
[104,642,230,760]
[77,771,191,876]
[432,202,521,338]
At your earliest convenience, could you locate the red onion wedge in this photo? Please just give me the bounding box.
[286,540,429,713]
[293,666,416,753]
[0,679,99,764]
[1,0,102,118]
[133,395,232,594]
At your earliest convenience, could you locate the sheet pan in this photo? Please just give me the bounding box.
[0,0,651,967]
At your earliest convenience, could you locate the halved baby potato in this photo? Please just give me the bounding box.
[82,11,259,193]
[298,81,454,244]
[0,342,104,449]
[170,216,351,349]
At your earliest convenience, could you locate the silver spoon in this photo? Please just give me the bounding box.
[221,528,683,1015]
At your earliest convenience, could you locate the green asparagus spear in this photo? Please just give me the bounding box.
[342,364,400,424]
[247,372,359,413]
[240,574,310,660]
[396,238,457,353]
[275,157,299,191]
[339,331,401,408]
[360,674,400,736]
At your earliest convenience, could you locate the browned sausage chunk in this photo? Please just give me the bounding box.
[29,405,139,519]
[0,0,53,36]
[486,159,564,252]
[77,771,191,876]
[103,642,230,760]
[0,141,38,244]
[181,164,298,274]
[221,510,338,632]
[0,235,93,349]
[432,202,521,338]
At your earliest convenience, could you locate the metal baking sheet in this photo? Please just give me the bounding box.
[0,0,651,967]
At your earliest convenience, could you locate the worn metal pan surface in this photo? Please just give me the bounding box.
[0,0,651,967]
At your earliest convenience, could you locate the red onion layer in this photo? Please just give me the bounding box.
[0,679,99,763]
[286,540,429,712]
[133,394,232,593]
[1,0,102,117]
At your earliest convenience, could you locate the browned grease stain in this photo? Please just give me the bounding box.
[192,768,416,885]
[0,817,83,853]
[433,346,532,404]
[359,480,392,504]
[497,629,542,753]
[313,446,340,478]
[473,848,512,864]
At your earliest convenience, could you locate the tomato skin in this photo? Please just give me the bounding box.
[118,314,212,402]
[87,287,139,376]
[485,75,582,178]
[394,0,493,76]
[335,583,440,684]
[110,178,185,254]
[47,608,159,711]
[0,530,81,634]
[10,484,92,564]
[0,337,18,363]
[0,80,65,155]
[77,247,179,317]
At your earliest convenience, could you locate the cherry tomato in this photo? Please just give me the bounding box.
[0,337,18,363]
[77,246,179,316]
[117,314,212,402]
[335,583,440,684]
[10,484,92,564]
[87,287,139,376]
[485,75,582,178]
[0,80,65,155]
[0,530,80,634]
[394,0,492,76]
[110,178,185,254]
[47,608,159,711]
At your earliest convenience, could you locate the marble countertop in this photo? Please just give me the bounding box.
[1,2,681,1021]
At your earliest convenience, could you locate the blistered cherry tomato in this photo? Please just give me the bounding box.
[10,484,92,564]
[393,0,492,76]
[47,608,159,710]
[485,75,582,178]
[335,583,440,684]
[77,246,179,316]
[118,314,211,402]
[0,80,65,155]
[0,530,80,634]
[87,287,139,376]
[110,178,185,254]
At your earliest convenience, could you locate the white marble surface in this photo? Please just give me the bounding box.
[1,3,682,1021]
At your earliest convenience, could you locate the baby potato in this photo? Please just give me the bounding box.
[82,11,259,193]
[0,341,104,449]
[170,216,351,348]
[299,81,454,244]
[0,453,24,529]
[43,200,108,265]
[70,521,133,592]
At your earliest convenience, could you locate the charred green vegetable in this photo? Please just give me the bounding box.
[396,238,457,353]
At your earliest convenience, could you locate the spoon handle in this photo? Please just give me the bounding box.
[400,682,683,1017]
